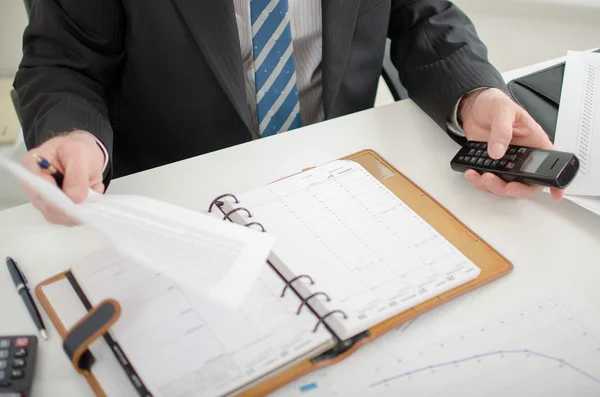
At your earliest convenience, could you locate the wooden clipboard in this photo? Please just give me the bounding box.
[35,149,512,397]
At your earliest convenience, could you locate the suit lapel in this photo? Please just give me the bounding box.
[322,0,361,118]
[172,0,252,133]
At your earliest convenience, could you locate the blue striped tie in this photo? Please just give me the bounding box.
[250,0,302,137]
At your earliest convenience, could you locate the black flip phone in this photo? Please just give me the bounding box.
[451,141,580,189]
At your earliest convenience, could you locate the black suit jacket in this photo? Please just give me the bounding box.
[15,0,506,182]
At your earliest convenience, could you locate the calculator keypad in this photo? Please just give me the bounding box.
[460,142,528,171]
[0,336,37,396]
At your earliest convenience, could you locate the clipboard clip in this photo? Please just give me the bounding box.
[63,299,121,374]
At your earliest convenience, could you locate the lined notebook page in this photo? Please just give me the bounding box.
[232,160,480,340]
[70,249,334,397]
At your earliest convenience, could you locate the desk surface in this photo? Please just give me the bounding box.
[1,59,599,397]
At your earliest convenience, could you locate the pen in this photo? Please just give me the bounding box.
[6,257,48,340]
[32,153,64,189]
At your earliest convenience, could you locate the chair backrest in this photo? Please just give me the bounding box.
[23,0,32,17]
[381,39,408,102]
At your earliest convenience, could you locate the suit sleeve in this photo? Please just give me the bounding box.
[13,0,125,180]
[387,0,507,132]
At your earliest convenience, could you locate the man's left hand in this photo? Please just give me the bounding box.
[459,88,563,201]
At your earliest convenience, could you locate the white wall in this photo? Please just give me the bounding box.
[0,0,28,78]
[452,0,600,72]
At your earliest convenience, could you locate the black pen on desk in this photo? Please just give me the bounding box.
[32,153,64,189]
[6,257,48,340]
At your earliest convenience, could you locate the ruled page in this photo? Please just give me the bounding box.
[71,249,334,397]
[233,160,480,340]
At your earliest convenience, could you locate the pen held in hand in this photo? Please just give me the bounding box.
[32,154,64,189]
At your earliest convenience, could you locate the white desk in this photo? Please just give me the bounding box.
[1,59,599,397]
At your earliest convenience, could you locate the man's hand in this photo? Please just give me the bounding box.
[459,88,563,200]
[20,131,106,225]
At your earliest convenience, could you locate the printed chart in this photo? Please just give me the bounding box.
[274,285,600,397]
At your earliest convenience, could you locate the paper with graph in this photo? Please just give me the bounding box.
[273,280,600,396]
[555,51,600,196]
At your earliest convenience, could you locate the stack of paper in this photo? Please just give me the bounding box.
[555,51,600,216]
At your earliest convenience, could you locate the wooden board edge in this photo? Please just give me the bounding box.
[35,272,107,397]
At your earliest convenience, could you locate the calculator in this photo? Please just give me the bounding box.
[451,141,579,189]
[0,336,37,397]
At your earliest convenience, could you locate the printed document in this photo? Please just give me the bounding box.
[0,157,276,307]
[555,51,600,196]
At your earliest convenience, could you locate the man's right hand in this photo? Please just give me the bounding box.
[20,130,106,226]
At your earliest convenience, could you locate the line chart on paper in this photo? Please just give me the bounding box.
[274,285,600,397]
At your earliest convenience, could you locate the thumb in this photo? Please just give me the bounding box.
[60,149,92,203]
[488,103,516,159]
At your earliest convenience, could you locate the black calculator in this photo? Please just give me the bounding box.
[0,336,37,397]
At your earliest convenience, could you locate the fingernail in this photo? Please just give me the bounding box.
[490,142,506,158]
[506,187,521,197]
[465,172,477,182]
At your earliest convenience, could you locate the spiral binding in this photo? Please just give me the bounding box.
[280,275,314,297]
[244,222,266,232]
[209,193,348,339]
[313,310,348,333]
[208,193,239,213]
[296,292,330,314]
[222,207,252,221]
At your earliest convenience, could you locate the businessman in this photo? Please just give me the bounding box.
[15,0,562,225]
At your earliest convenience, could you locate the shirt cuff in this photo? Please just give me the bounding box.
[94,137,109,174]
[446,87,490,137]
[447,99,466,137]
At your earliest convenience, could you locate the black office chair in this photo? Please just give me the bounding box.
[381,39,408,101]
[23,0,31,17]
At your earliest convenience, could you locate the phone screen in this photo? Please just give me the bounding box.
[521,151,549,173]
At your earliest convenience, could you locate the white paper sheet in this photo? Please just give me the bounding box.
[0,158,276,307]
[555,51,600,196]
[274,280,600,396]
[565,194,600,216]
[67,249,333,397]
[231,160,480,341]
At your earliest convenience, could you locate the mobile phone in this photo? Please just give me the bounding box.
[451,141,580,189]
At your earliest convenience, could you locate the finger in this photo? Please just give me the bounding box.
[464,170,491,193]
[31,196,78,226]
[479,173,510,196]
[550,188,564,200]
[60,150,91,204]
[21,174,60,201]
[92,183,105,194]
[480,173,542,198]
[488,103,517,159]
[503,181,543,199]
[514,109,554,149]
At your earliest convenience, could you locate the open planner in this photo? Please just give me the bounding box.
[36,150,513,396]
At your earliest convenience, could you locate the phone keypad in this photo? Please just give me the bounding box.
[460,142,529,170]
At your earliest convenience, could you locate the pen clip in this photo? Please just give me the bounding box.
[14,260,28,285]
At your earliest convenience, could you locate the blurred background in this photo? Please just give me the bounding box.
[1,0,600,210]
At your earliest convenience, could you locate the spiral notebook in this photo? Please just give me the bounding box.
[36,150,512,397]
